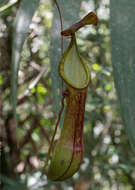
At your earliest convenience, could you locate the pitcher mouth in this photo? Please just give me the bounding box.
[59,34,90,89]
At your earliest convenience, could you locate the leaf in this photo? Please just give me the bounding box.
[0,174,26,190]
[110,0,135,152]
[11,0,40,122]
[0,0,10,7]
[0,0,17,13]
[50,0,82,117]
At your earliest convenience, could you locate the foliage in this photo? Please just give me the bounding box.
[0,0,135,190]
[110,0,135,152]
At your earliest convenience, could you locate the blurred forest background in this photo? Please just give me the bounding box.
[0,0,135,190]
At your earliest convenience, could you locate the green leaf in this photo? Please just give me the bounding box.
[110,0,135,152]
[50,0,82,116]
[0,75,3,85]
[0,0,10,7]
[0,0,17,13]
[11,0,40,122]
[37,83,47,95]
[0,174,26,190]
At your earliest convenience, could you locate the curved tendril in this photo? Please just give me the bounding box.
[45,94,65,169]
[45,0,64,169]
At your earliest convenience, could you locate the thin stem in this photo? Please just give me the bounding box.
[45,95,65,167]
[45,0,65,168]
[54,0,64,56]
[54,0,64,88]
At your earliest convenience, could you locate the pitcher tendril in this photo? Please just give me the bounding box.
[45,0,64,168]
[54,0,64,56]
[45,94,65,168]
